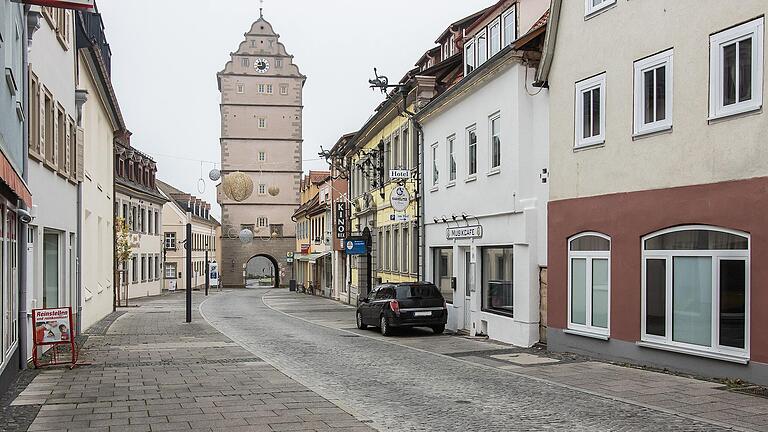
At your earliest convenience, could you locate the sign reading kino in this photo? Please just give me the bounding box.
[446,225,483,240]
[13,0,96,11]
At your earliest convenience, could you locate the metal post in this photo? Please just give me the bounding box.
[185,221,192,323]
[205,247,209,296]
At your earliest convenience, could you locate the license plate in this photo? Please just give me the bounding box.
[414,311,432,317]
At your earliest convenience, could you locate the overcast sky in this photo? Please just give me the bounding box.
[97,0,496,217]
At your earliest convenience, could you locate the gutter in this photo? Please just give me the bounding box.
[534,0,562,87]
[18,4,30,370]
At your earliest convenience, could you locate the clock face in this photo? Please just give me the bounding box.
[255,58,270,74]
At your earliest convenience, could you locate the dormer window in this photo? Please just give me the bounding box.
[502,7,516,46]
[465,40,475,75]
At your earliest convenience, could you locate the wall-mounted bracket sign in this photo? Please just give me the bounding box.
[447,225,483,240]
[389,170,410,180]
[13,0,96,12]
[335,202,347,239]
[390,214,409,222]
[390,186,410,212]
[344,238,368,255]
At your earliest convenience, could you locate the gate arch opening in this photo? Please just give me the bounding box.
[245,254,280,288]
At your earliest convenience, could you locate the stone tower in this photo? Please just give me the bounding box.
[217,13,305,287]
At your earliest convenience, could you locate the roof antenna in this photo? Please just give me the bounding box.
[259,0,264,18]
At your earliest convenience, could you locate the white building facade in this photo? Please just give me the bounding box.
[419,2,549,347]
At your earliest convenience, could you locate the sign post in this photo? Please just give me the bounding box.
[32,307,77,368]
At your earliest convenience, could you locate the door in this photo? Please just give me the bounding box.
[361,287,378,324]
[464,251,472,331]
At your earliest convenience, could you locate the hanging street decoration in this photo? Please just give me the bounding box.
[222,172,254,202]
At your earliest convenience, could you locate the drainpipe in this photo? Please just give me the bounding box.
[414,121,425,281]
[75,89,87,335]
[18,5,33,370]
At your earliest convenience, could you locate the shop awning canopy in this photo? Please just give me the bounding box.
[295,251,331,263]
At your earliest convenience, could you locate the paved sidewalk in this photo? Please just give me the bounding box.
[264,290,768,432]
[10,291,375,432]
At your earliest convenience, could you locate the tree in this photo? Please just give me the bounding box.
[114,217,133,306]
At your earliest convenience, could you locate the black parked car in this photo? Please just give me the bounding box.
[356,282,447,336]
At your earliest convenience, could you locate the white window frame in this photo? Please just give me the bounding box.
[466,125,478,180]
[258,117,266,129]
[430,142,439,189]
[280,84,288,95]
[236,83,244,94]
[489,18,502,58]
[709,17,764,120]
[640,225,750,363]
[258,151,266,161]
[258,183,266,195]
[464,40,475,75]
[475,28,488,66]
[446,135,456,185]
[633,49,674,136]
[585,0,616,17]
[574,73,607,148]
[488,113,501,172]
[257,217,268,228]
[266,84,273,94]
[567,232,611,338]
[258,83,265,94]
[502,7,516,46]
[164,232,176,250]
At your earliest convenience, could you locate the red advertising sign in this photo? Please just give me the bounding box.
[301,244,311,254]
[32,307,77,368]
[12,0,95,12]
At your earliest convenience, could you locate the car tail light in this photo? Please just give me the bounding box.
[389,300,400,315]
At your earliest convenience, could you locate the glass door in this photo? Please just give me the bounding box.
[464,251,472,331]
[43,232,60,309]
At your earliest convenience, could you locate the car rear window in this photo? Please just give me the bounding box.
[396,285,442,299]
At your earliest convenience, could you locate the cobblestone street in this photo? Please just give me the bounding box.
[201,288,768,432]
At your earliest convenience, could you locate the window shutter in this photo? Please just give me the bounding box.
[39,97,46,158]
[76,126,84,181]
[52,110,59,166]
[65,119,72,174]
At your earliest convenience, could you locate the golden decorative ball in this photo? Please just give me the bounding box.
[268,184,280,196]
[221,172,254,202]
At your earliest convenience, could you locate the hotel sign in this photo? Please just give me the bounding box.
[13,0,96,12]
[447,225,483,240]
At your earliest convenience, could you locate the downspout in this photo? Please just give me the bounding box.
[414,121,425,281]
[18,5,32,370]
[75,77,87,336]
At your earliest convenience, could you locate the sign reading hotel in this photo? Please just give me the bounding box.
[389,169,410,180]
[447,225,483,240]
[13,0,96,11]
[31,307,77,368]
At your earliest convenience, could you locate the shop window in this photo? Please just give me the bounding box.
[568,233,611,337]
[481,247,513,316]
[433,248,453,303]
[642,226,749,360]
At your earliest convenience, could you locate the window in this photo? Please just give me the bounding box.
[634,50,673,136]
[585,0,616,17]
[482,247,513,316]
[447,136,456,183]
[476,29,488,66]
[257,217,268,228]
[131,255,138,283]
[575,73,606,148]
[393,229,400,272]
[709,17,764,120]
[236,83,244,94]
[258,117,266,129]
[165,263,175,279]
[568,233,610,337]
[258,183,266,195]
[465,40,475,75]
[164,232,176,249]
[258,84,265,93]
[258,151,266,161]
[433,248,453,303]
[384,229,391,270]
[393,135,400,168]
[276,58,283,68]
[642,226,749,360]
[30,73,41,157]
[402,128,410,169]
[489,115,501,170]
[466,127,477,177]
[502,7,516,46]
[489,19,501,57]
[280,84,288,95]
[431,143,439,187]
[43,232,59,308]
[57,106,67,170]
[241,58,250,68]
[141,255,146,281]
[266,84,273,94]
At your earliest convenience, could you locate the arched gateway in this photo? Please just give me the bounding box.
[245,254,280,288]
[216,13,305,288]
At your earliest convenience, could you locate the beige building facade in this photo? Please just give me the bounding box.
[541,0,768,384]
[217,14,304,287]
[158,180,219,291]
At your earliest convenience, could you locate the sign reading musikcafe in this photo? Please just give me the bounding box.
[447,225,483,240]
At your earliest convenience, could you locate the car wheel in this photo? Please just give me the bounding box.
[380,316,392,336]
[431,325,445,335]
[356,312,367,330]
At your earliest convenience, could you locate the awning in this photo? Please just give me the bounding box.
[0,152,31,207]
[296,251,331,264]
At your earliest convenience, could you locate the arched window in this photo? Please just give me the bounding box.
[568,233,611,337]
[642,226,749,360]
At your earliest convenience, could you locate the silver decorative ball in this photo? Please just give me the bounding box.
[209,169,221,181]
[239,228,254,244]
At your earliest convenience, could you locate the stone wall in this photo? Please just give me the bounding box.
[221,236,295,288]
